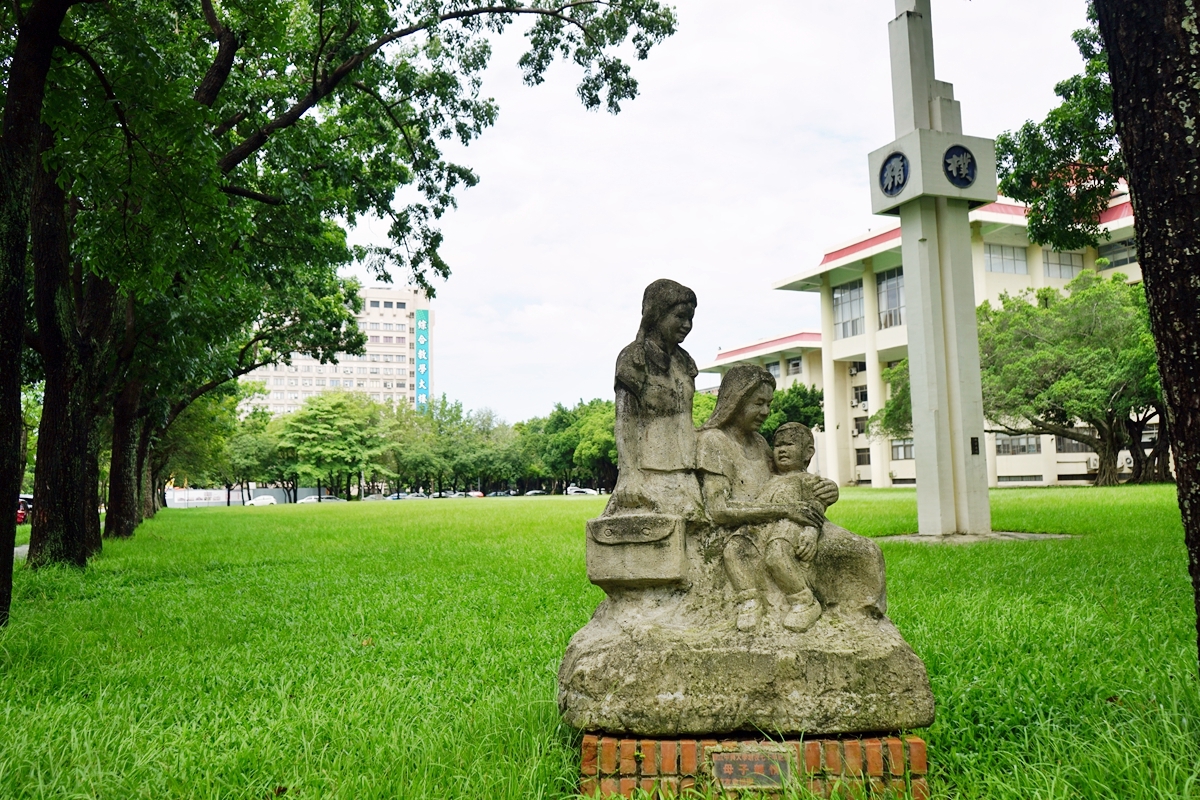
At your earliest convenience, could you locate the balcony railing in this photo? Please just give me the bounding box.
[878,307,904,329]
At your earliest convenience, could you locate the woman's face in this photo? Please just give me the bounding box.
[738,384,775,433]
[657,303,695,346]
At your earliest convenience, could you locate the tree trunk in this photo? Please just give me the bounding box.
[1095,0,1200,666]
[1145,405,1174,483]
[1124,416,1148,483]
[27,128,111,567]
[0,0,79,622]
[104,380,142,538]
[141,458,156,520]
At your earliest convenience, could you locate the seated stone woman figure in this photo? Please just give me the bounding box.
[697,364,887,631]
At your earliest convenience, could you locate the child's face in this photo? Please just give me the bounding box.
[773,438,813,473]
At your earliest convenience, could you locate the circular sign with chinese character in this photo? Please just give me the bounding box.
[879,152,909,197]
[943,144,977,188]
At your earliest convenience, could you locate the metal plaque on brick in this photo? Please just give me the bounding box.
[711,751,790,789]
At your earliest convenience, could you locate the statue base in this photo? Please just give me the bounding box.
[579,734,929,798]
[559,603,934,737]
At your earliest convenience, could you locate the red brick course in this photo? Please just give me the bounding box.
[579,734,930,798]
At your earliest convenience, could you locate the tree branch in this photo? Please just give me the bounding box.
[220,184,283,205]
[194,0,240,107]
[58,37,133,149]
[218,4,599,175]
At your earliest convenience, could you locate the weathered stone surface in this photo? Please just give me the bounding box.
[559,522,935,735]
[560,284,934,737]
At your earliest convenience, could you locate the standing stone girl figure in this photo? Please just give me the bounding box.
[605,279,703,521]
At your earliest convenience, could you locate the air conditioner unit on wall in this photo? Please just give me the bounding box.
[1086,455,1100,471]
[851,429,859,437]
[848,366,858,376]
[1123,455,1134,468]
[860,404,868,414]
[850,399,858,407]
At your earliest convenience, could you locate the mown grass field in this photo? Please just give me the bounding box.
[1,487,1197,799]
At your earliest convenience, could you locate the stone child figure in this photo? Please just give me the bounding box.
[606,279,703,520]
[697,365,838,632]
[755,422,826,632]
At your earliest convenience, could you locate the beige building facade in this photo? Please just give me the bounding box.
[244,284,432,415]
[703,194,1145,488]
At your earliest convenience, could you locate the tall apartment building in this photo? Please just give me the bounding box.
[703,193,1146,488]
[244,284,432,415]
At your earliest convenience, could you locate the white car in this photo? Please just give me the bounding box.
[246,495,277,506]
[298,495,345,503]
[566,486,599,495]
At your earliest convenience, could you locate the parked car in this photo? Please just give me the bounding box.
[485,490,513,497]
[566,486,599,495]
[407,492,429,500]
[16,495,32,524]
[523,489,547,496]
[247,495,277,506]
[387,493,408,500]
[298,495,345,503]
[466,491,484,498]
[361,494,387,502]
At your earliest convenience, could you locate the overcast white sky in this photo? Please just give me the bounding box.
[348,1,1089,422]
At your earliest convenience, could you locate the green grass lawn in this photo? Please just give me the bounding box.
[14,523,29,547]
[2,488,1197,799]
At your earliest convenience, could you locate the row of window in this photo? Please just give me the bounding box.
[855,430,1112,464]
[364,322,406,331]
[765,358,805,378]
[830,238,1140,343]
[270,380,410,399]
[984,243,1136,278]
[368,300,408,309]
[367,335,407,345]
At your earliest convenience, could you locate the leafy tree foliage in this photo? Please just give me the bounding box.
[995,5,1123,252]
[761,382,823,440]
[868,360,912,441]
[976,272,1159,486]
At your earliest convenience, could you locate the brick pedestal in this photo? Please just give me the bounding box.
[580,734,928,798]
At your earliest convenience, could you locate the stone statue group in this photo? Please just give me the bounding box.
[559,279,934,737]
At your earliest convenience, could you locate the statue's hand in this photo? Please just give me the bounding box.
[795,532,818,562]
[814,479,839,509]
[787,503,823,530]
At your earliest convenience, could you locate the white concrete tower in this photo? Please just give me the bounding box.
[867,0,994,534]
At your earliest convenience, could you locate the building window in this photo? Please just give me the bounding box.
[370,300,380,308]
[287,378,297,386]
[384,301,393,308]
[995,433,1042,455]
[1098,237,1137,267]
[1056,431,1096,453]
[1043,250,1084,280]
[382,323,393,331]
[856,448,871,466]
[891,438,914,460]
[369,367,380,374]
[854,417,868,435]
[273,378,284,386]
[383,336,393,344]
[833,280,865,340]
[398,302,407,309]
[369,335,380,343]
[398,324,406,333]
[369,322,380,330]
[343,367,353,375]
[788,358,802,376]
[301,378,312,387]
[852,385,868,406]
[998,475,1043,483]
[329,379,340,388]
[358,367,367,374]
[369,354,380,362]
[876,266,905,329]
[767,362,781,378]
[985,244,1028,274]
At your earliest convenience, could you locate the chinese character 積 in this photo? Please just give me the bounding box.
[880,153,908,195]
[418,364,427,374]
[417,334,427,345]
[417,350,427,360]
[417,393,427,404]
